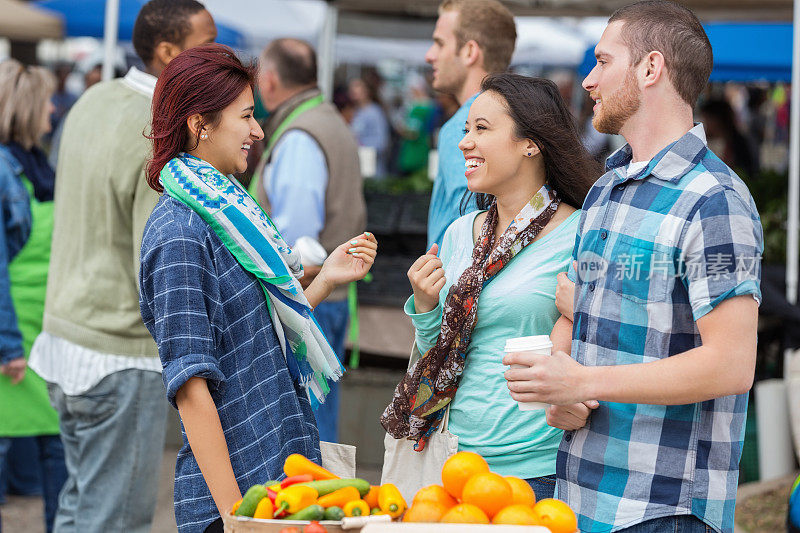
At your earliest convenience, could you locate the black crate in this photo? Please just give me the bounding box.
[397,193,430,236]
[364,191,402,235]
[357,255,415,307]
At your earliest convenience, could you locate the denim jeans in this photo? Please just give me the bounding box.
[312,299,349,443]
[525,474,556,501]
[3,437,41,496]
[0,435,66,533]
[618,515,715,532]
[0,437,8,533]
[47,369,168,533]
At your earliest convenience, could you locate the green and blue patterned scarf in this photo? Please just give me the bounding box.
[160,153,343,408]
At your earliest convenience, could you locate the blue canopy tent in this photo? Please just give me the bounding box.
[579,22,792,82]
[34,0,244,48]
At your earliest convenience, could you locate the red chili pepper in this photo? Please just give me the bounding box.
[280,474,313,489]
[267,488,278,504]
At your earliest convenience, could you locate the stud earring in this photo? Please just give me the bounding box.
[527,152,531,156]
[200,132,208,140]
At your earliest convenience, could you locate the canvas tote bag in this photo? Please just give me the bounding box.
[320,441,357,478]
[380,343,459,502]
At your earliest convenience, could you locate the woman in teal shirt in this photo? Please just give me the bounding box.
[382,73,598,498]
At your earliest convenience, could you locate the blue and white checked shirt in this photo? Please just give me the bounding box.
[559,124,763,533]
[139,195,321,533]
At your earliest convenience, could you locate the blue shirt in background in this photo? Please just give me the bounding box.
[350,102,390,178]
[427,94,478,249]
[262,130,328,246]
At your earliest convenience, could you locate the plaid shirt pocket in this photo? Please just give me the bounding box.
[607,234,676,304]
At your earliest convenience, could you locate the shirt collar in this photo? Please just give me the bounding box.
[461,93,479,112]
[605,123,709,183]
[122,66,157,98]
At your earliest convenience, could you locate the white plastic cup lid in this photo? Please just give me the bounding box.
[293,236,328,266]
[504,335,553,353]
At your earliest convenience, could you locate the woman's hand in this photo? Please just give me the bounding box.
[545,401,599,431]
[319,232,378,288]
[408,243,445,314]
[555,261,576,321]
[0,357,26,385]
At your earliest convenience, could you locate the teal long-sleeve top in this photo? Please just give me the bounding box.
[405,209,579,479]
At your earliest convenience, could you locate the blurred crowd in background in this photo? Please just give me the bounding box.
[16,55,794,187]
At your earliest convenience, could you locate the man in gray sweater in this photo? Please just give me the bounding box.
[28,2,216,531]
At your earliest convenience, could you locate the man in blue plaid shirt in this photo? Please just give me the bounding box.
[503,2,762,532]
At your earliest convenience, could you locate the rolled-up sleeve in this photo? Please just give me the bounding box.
[679,189,763,321]
[139,225,226,408]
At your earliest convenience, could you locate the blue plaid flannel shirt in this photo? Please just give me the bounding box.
[139,195,321,533]
[559,124,763,533]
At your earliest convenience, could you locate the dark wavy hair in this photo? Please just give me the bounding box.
[462,73,600,212]
[146,44,255,192]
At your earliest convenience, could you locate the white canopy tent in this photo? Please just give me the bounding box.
[332,19,598,67]
[0,0,62,42]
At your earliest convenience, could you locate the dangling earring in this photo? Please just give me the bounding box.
[527,152,531,157]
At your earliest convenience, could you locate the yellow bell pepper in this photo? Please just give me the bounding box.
[273,485,318,517]
[343,499,370,517]
[317,486,360,508]
[378,483,407,518]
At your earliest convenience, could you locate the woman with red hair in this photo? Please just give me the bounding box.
[138,44,377,533]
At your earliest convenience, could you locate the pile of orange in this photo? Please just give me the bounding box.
[402,451,578,531]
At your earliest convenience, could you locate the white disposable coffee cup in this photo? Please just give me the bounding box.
[293,236,328,266]
[504,335,553,411]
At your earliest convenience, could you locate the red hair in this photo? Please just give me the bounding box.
[146,43,256,192]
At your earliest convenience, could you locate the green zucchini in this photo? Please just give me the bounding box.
[324,506,345,521]
[235,484,268,517]
[285,504,325,521]
[296,478,370,497]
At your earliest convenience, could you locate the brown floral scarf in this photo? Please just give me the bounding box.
[380,185,560,450]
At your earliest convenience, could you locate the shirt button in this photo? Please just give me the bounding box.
[600,230,608,240]
[580,333,587,342]
[589,283,595,292]
[615,184,625,191]
[565,432,573,442]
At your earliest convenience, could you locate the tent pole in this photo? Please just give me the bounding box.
[101,0,120,81]
[318,3,338,100]
[784,0,800,466]
[789,0,800,306]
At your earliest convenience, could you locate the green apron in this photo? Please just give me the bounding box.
[0,175,59,436]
